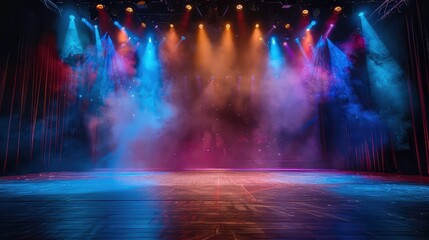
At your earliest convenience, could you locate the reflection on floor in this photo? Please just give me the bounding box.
[1,170,429,239]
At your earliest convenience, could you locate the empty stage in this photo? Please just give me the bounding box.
[1,170,429,239]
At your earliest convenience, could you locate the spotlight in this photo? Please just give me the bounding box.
[94,25,98,28]
[96,4,104,10]
[302,9,309,16]
[259,37,263,41]
[185,4,192,11]
[359,12,364,17]
[170,24,174,28]
[199,23,203,29]
[181,36,186,40]
[271,38,276,45]
[125,7,134,14]
[329,23,334,28]
[306,28,310,31]
[284,23,291,29]
[148,37,152,43]
[81,17,86,22]
[311,20,316,25]
[236,4,243,11]
[226,23,231,29]
[255,24,259,29]
[283,42,288,46]
[69,15,75,21]
[272,25,277,29]
[141,22,146,28]
[334,6,342,14]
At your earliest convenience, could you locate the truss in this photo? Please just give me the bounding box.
[370,0,409,23]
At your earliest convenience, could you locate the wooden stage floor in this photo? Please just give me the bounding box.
[1,170,429,239]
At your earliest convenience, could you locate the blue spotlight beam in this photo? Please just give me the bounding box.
[81,18,94,31]
[360,14,410,149]
[61,15,83,59]
[268,37,286,76]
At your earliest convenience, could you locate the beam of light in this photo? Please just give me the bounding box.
[306,20,316,31]
[61,15,83,59]
[324,23,335,38]
[303,28,314,57]
[219,22,235,71]
[268,36,285,76]
[117,27,129,44]
[114,21,123,29]
[94,25,102,55]
[81,18,94,31]
[196,24,213,72]
[295,37,309,62]
[360,14,410,150]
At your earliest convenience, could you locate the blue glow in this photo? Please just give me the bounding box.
[268,37,285,74]
[148,37,152,43]
[113,21,122,29]
[61,15,83,58]
[359,12,364,17]
[311,20,316,25]
[360,15,409,149]
[306,21,316,31]
[181,36,186,40]
[81,18,94,31]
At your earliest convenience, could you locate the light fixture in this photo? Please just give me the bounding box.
[96,4,104,10]
[170,24,174,28]
[125,7,134,14]
[226,23,231,29]
[255,24,259,29]
[236,4,243,11]
[199,24,203,29]
[302,9,309,16]
[185,4,192,11]
[284,23,291,29]
[334,6,342,14]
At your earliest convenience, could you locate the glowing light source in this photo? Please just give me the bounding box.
[96,4,104,10]
[148,37,152,43]
[94,25,98,28]
[226,23,231,29]
[359,12,364,17]
[259,37,263,41]
[185,4,192,11]
[255,24,259,29]
[285,23,291,29]
[170,24,174,28]
[69,15,75,21]
[330,23,334,28]
[125,7,134,14]
[141,22,146,28]
[271,38,276,45]
[302,9,309,16]
[334,6,342,14]
[199,23,203,29]
[236,4,243,11]
[181,36,186,40]
[283,42,288,46]
[311,20,316,25]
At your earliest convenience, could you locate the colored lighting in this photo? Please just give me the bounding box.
[330,23,334,28]
[170,24,174,28]
[125,7,134,14]
[283,42,288,46]
[226,23,231,29]
[199,24,203,29]
[181,36,186,40]
[236,4,243,11]
[69,15,75,21]
[311,21,316,25]
[96,4,104,10]
[359,12,364,17]
[334,6,342,14]
[255,24,259,29]
[141,22,146,28]
[271,38,276,45]
[185,4,192,11]
[272,25,277,29]
[302,9,309,16]
[285,23,291,29]
[94,25,98,28]
[148,37,152,43]
[259,37,263,41]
